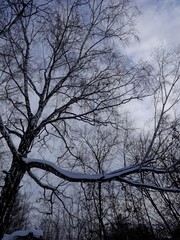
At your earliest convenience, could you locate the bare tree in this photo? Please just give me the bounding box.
[2,0,180,237]
[70,125,120,239]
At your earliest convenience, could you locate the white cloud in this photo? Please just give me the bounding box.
[124,0,180,61]
[122,0,180,128]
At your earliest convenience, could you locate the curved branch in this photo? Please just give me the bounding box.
[119,177,180,193]
[28,170,55,191]
[24,157,180,193]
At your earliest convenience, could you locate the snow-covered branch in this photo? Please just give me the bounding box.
[24,158,180,192]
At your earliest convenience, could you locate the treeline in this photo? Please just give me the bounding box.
[9,182,180,240]
[5,121,180,239]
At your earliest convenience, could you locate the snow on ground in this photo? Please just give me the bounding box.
[2,229,43,240]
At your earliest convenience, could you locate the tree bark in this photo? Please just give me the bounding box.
[0,158,26,238]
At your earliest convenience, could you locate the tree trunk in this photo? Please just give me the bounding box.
[0,158,26,238]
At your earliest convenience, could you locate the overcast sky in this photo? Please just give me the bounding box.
[123,0,180,129]
[125,0,180,61]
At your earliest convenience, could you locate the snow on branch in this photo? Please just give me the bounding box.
[24,158,103,182]
[24,158,180,192]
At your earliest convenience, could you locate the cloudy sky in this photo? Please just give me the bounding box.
[125,0,180,61]
[123,0,180,128]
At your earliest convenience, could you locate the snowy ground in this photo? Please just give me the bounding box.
[2,229,43,240]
